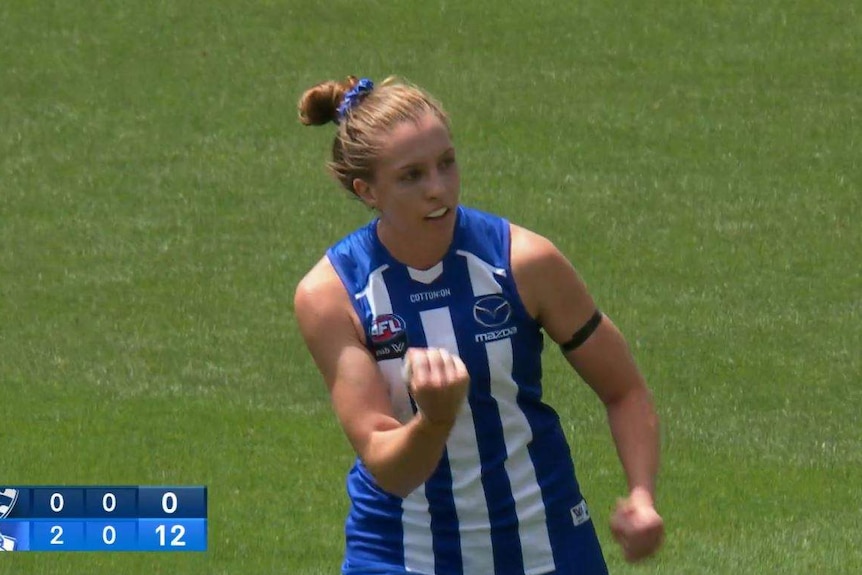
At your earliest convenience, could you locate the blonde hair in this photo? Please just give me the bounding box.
[298,76,451,193]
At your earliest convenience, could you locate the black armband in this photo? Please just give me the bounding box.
[559,309,603,353]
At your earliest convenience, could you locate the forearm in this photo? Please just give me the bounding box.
[606,386,660,500]
[362,413,454,498]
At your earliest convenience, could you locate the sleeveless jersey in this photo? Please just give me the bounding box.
[327,206,607,575]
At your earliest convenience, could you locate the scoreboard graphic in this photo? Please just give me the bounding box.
[0,486,206,552]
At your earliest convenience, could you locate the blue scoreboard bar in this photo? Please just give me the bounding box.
[0,486,207,552]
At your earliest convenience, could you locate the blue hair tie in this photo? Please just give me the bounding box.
[336,78,374,123]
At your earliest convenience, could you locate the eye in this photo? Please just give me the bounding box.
[401,168,423,182]
[439,156,456,170]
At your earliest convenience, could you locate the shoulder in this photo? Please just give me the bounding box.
[455,206,511,265]
[509,223,596,337]
[509,223,569,276]
[460,205,509,239]
[294,257,361,340]
[294,257,341,306]
[327,217,377,259]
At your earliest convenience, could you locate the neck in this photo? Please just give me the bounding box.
[376,221,454,270]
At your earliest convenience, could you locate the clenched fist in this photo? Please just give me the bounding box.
[402,348,470,426]
[610,488,664,562]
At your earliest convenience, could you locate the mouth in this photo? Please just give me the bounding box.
[425,207,449,220]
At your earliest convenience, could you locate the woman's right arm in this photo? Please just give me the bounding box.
[294,258,468,498]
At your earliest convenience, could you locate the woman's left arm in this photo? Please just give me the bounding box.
[510,224,664,562]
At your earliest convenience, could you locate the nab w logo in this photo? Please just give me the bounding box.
[0,488,18,519]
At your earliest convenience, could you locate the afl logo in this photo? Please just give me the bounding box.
[369,314,409,360]
[370,314,407,344]
[473,295,512,327]
[0,488,19,519]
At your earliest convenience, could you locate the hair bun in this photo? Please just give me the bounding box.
[298,76,359,126]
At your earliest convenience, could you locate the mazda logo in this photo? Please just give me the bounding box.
[473,295,512,327]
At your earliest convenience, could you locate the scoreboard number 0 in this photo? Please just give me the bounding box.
[103,493,116,512]
[155,524,186,547]
[103,525,116,545]
[50,492,64,512]
[162,492,177,514]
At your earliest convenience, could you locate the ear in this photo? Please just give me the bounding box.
[352,178,377,208]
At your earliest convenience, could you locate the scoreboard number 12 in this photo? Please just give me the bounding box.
[155,524,186,547]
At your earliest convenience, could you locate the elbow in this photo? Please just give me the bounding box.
[354,422,427,499]
[352,415,451,499]
[605,382,656,414]
[359,438,442,499]
[363,462,422,499]
[613,390,659,433]
[382,482,416,500]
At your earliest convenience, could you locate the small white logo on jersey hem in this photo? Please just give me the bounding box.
[571,500,590,526]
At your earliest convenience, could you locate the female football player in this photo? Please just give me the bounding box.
[294,76,663,575]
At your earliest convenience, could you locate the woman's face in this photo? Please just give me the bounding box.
[354,112,460,245]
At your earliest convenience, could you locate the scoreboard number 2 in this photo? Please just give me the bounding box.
[50,525,64,545]
[155,524,186,547]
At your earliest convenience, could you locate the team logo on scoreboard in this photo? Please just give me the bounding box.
[0,488,19,519]
[369,314,409,361]
[0,489,21,551]
[0,532,16,551]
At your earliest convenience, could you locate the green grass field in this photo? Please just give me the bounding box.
[1,1,859,573]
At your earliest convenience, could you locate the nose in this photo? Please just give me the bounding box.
[425,167,446,200]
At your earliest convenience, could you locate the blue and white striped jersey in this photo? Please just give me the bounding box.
[327,206,607,575]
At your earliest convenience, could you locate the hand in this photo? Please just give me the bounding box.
[402,348,470,426]
[610,488,664,562]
